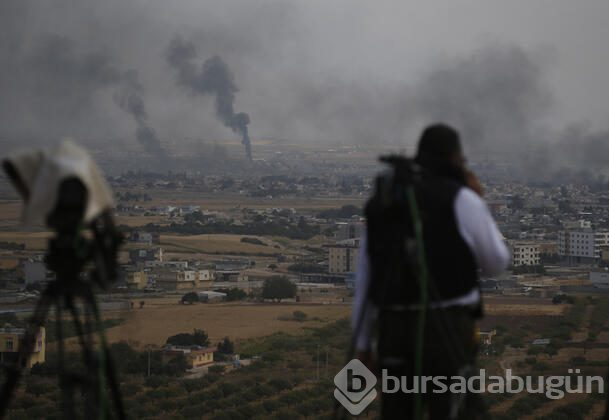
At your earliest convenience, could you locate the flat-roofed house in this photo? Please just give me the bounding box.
[161,345,215,369]
[0,325,45,368]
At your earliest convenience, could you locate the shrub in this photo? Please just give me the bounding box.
[121,382,142,397]
[208,365,225,374]
[292,310,307,322]
[144,375,168,388]
[167,329,210,347]
[181,292,199,304]
[268,378,293,391]
[182,378,207,393]
[240,237,266,246]
[25,381,54,397]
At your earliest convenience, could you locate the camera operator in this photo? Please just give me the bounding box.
[353,124,510,419]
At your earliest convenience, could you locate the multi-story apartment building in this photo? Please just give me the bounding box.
[510,242,541,267]
[558,229,609,263]
[327,239,360,274]
[334,222,364,241]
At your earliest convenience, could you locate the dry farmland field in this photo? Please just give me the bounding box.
[113,189,365,212]
[159,234,297,255]
[484,296,567,316]
[0,231,50,250]
[103,300,351,348]
[102,294,569,350]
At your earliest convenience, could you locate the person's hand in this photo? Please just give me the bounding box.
[465,169,484,197]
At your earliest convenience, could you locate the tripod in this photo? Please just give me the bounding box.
[0,179,126,419]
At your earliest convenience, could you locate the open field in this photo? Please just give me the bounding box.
[484,296,567,316]
[113,190,365,211]
[103,300,350,348]
[0,231,50,250]
[160,234,292,255]
[103,294,568,350]
[115,214,169,226]
[484,302,565,316]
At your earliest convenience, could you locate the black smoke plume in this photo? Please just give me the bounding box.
[114,70,166,157]
[166,36,252,161]
[1,32,165,157]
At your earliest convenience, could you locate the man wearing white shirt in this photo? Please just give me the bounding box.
[353,124,510,419]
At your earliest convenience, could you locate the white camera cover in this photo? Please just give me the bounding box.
[6,140,114,226]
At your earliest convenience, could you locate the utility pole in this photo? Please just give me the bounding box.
[316,344,320,381]
[325,347,328,378]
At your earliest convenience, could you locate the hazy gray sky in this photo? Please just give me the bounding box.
[1,0,608,162]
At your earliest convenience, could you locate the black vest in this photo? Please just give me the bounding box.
[365,170,479,306]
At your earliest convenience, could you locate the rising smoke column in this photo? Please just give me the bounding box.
[7,34,165,157]
[166,36,252,161]
[114,70,166,157]
[412,44,552,156]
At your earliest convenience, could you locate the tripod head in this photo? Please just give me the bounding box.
[44,178,123,292]
[4,141,122,291]
[374,154,422,208]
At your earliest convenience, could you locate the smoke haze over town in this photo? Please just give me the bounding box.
[1,0,609,174]
[5,3,609,419]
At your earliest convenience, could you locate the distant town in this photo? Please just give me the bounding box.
[2,153,609,418]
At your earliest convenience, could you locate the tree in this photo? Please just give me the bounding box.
[546,344,558,359]
[166,329,210,347]
[262,277,297,302]
[181,292,199,304]
[217,337,234,354]
[224,288,247,301]
[110,342,143,374]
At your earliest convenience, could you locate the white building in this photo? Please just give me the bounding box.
[334,222,364,241]
[23,260,51,285]
[326,239,360,274]
[562,220,592,230]
[558,229,609,262]
[197,269,215,282]
[590,271,609,289]
[510,242,541,267]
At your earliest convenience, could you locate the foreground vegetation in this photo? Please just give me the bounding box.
[3,318,357,419]
[4,297,609,418]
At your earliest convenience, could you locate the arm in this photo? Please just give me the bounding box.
[454,187,510,276]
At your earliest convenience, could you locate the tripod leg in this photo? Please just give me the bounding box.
[66,294,101,416]
[56,303,75,420]
[85,289,126,420]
